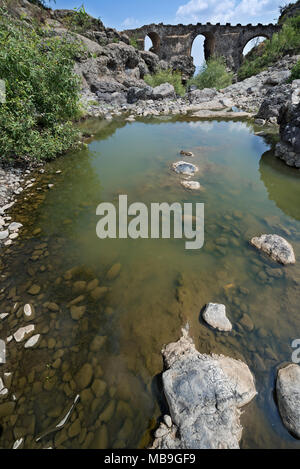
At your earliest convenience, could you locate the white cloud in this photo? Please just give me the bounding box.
[122,17,141,28]
[177,0,209,17]
[176,0,283,25]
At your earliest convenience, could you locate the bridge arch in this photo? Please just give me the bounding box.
[242,34,269,55]
[144,31,161,55]
[238,31,272,67]
[189,32,215,63]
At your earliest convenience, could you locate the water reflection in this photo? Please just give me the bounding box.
[260,150,300,221]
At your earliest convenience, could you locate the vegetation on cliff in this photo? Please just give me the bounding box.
[238,14,300,80]
[0,7,83,161]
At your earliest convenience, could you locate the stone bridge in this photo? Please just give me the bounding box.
[124,23,281,72]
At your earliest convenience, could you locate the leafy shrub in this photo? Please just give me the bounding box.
[144,69,186,96]
[238,15,300,80]
[129,37,139,49]
[189,57,233,90]
[0,8,83,161]
[290,59,300,80]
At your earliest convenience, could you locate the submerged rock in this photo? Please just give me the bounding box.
[180,151,194,157]
[181,180,201,190]
[151,328,256,449]
[277,364,300,439]
[250,234,296,265]
[27,284,41,295]
[75,363,93,391]
[172,161,199,176]
[203,303,232,332]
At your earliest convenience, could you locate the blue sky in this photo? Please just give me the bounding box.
[52,0,291,65]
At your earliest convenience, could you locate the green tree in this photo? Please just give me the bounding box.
[0,8,84,161]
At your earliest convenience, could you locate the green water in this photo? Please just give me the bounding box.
[0,117,300,449]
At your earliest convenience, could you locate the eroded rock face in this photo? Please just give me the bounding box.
[250,234,296,265]
[277,364,300,439]
[151,329,257,449]
[275,99,300,168]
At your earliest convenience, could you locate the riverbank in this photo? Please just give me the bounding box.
[0,116,299,449]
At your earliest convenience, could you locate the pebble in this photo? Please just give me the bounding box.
[90,286,108,300]
[0,230,9,240]
[13,325,35,343]
[24,334,41,349]
[70,305,86,321]
[75,363,93,390]
[27,285,41,295]
[8,222,23,232]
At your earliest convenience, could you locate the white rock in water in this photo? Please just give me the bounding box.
[181,180,201,190]
[0,230,9,240]
[203,303,232,332]
[277,364,300,439]
[0,202,14,214]
[13,438,24,450]
[251,234,296,265]
[164,415,172,428]
[0,339,6,364]
[172,161,199,176]
[151,329,256,449]
[8,222,23,232]
[24,304,33,318]
[24,334,41,349]
[13,325,35,343]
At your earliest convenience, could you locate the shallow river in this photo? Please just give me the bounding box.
[0,117,300,449]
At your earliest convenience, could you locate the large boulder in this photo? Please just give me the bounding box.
[90,77,126,94]
[257,84,292,120]
[188,88,218,104]
[264,71,291,86]
[127,86,153,104]
[170,55,195,82]
[250,234,296,265]
[277,364,300,439]
[152,83,176,100]
[151,328,257,449]
[140,51,159,74]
